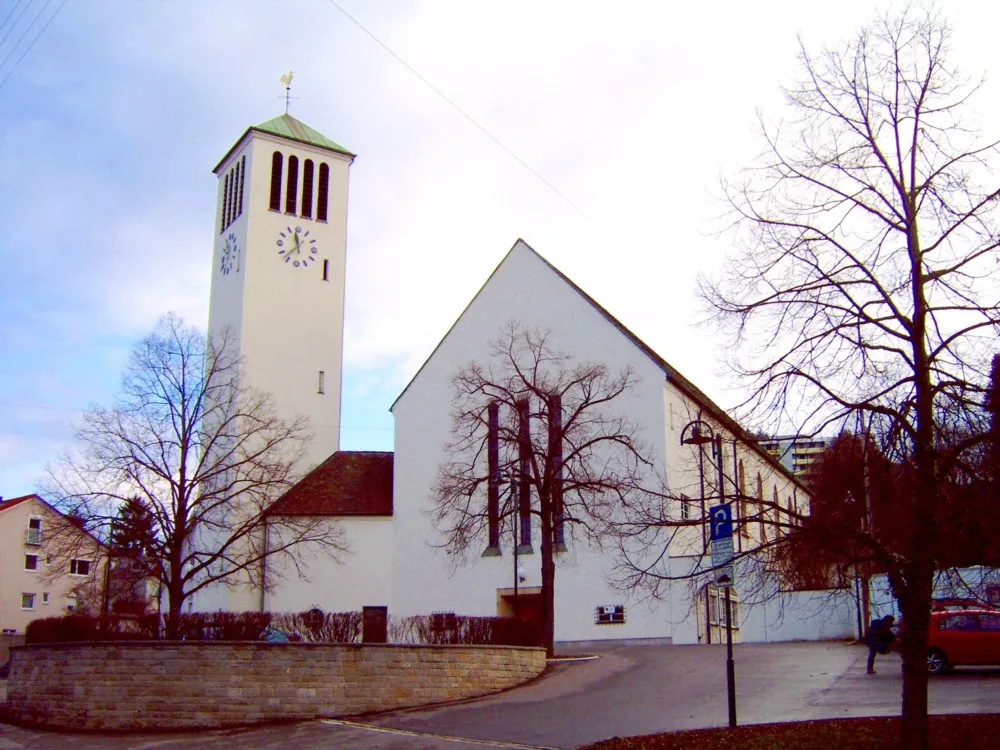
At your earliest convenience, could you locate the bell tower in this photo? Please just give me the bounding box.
[207,114,354,470]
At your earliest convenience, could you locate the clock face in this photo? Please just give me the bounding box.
[276,225,319,269]
[220,231,240,275]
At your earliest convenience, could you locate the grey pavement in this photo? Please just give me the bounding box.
[2,641,999,749]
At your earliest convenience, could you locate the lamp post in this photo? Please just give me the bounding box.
[681,420,738,729]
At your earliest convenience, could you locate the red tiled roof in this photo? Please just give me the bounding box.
[265,451,393,517]
[0,494,35,513]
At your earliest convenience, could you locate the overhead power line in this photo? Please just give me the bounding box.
[0,0,66,94]
[325,0,593,223]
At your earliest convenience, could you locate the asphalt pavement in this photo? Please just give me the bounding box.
[2,641,999,749]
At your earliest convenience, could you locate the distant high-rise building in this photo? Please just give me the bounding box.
[758,435,832,479]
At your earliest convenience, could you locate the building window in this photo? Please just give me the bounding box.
[301,158,314,218]
[517,398,532,550]
[680,493,692,521]
[21,593,35,610]
[322,258,329,281]
[486,401,500,552]
[70,559,91,576]
[66,594,77,612]
[42,592,50,605]
[595,605,626,625]
[269,151,283,211]
[738,461,749,539]
[317,163,330,221]
[221,172,231,233]
[756,474,766,542]
[318,370,325,395]
[285,155,299,214]
[236,155,246,217]
[24,554,38,571]
[26,516,41,545]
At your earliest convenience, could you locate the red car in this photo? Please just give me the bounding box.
[927,609,1000,675]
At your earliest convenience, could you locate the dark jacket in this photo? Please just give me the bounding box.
[865,617,896,653]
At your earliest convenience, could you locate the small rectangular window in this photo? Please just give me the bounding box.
[21,593,35,610]
[595,605,626,625]
[42,592,50,605]
[680,493,691,521]
[26,516,42,545]
[318,370,326,395]
[66,594,77,612]
[322,258,329,281]
[70,559,91,576]
[24,554,38,571]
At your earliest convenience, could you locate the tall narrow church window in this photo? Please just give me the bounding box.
[221,172,231,233]
[757,474,766,541]
[236,155,246,217]
[269,151,283,211]
[301,159,314,219]
[285,155,299,214]
[486,401,500,551]
[318,370,325,395]
[317,163,330,222]
[517,398,532,550]
[549,393,565,549]
[322,259,329,281]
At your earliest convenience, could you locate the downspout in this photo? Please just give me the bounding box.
[259,517,268,612]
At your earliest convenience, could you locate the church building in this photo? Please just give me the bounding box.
[200,114,858,646]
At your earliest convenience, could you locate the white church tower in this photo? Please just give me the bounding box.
[207,114,354,470]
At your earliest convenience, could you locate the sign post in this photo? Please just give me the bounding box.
[710,498,737,728]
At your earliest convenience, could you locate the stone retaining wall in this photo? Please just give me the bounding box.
[7,641,546,730]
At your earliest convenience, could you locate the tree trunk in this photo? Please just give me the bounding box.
[898,568,933,750]
[539,493,556,657]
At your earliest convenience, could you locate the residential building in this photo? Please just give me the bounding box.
[0,494,105,634]
[759,435,833,479]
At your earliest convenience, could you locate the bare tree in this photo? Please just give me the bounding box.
[702,6,1000,746]
[44,314,346,638]
[433,321,656,656]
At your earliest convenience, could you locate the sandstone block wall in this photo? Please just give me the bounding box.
[7,642,546,730]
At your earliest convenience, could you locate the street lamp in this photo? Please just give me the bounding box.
[680,419,738,729]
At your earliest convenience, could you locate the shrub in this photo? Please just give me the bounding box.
[388,615,535,646]
[24,613,159,644]
[175,611,272,641]
[272,609,362,642]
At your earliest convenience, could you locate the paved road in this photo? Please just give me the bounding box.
[2,642,999,749]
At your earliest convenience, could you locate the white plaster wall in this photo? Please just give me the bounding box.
[668,556,856,644]
[390,241,675,643]
[263,517,394,614]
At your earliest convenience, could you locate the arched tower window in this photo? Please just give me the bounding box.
[269,151,283,211]
[285,155,299,214]
[301,159,314,219]
[226,166,237,229]
[221,172,231,233]
[236,155,246,217]
[317,163,330,222]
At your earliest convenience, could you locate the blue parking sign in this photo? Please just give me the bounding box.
[710,504,733,541]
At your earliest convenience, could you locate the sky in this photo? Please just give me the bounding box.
[2,0,999,498]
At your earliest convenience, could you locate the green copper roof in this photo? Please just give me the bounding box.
[253,114,353,156]
[214,114,355,173]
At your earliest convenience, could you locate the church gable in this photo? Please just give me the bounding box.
[265,451,393,517]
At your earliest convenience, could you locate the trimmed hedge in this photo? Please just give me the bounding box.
[23,610,536,646]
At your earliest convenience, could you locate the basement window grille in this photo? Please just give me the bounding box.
[595,605,626,625]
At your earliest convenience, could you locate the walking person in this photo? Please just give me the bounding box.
[865,615,896,674]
